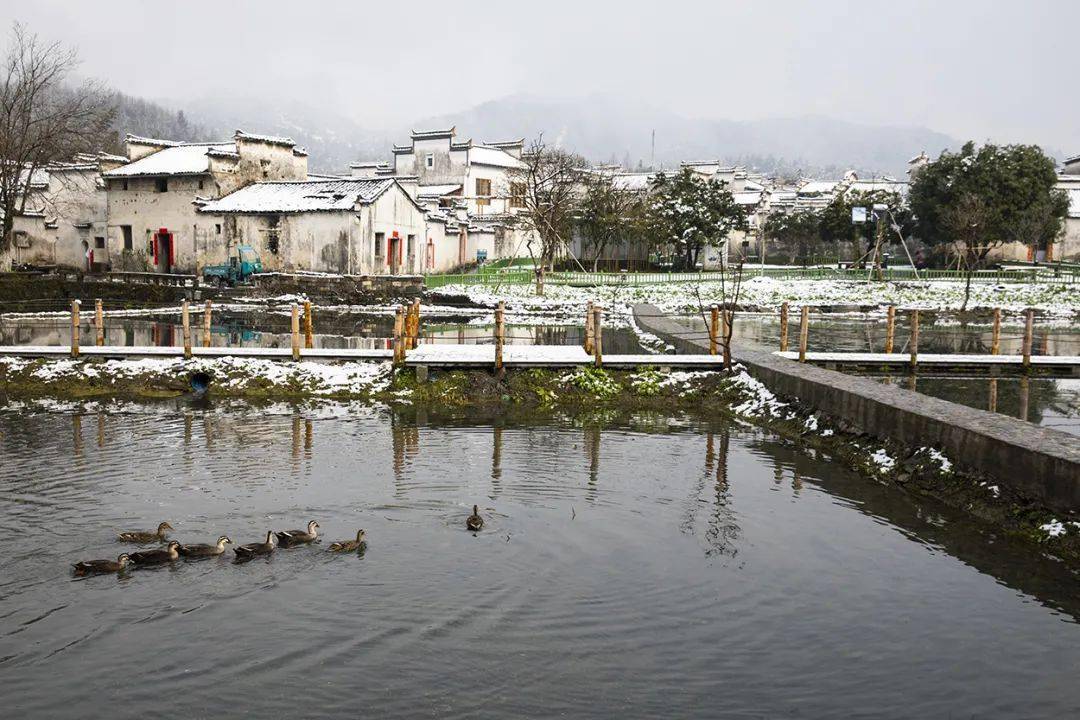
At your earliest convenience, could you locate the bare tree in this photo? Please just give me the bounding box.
[943,192,989,313]
[0,23,115,256]
[507,135,586,295]
[693,259,746,370]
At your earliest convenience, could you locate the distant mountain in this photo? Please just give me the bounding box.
[105,92,962,178]
[419,94,961,177]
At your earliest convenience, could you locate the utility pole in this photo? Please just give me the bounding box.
[650,129,655,170]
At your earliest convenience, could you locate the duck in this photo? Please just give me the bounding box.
[234,531,276,561]
[117,521,174,544]
[129,541,181,566]
[275,520,319,547]
[178,536,233,558]
[466,505,484,531]
[328,529,366,553]
[73,553,132,576]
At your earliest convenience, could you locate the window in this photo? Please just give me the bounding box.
[94,236,105,249]
[407,234,416,257]
[266,215,280,254]
[198,179,204,190]
[510,182,526,209]
[155,178,168,193]
[425,153,434,169]
[215,224,221,235]
[475,178,491,207]
[260,159,271,179]
[374,232,385,259]
[121,225,133,251]
[121,179,129,191]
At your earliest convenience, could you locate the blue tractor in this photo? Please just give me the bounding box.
[202,245,263,286]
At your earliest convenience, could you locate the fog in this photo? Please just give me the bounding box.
[2,0,1077,151]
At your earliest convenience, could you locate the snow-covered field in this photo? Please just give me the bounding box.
[432,277,1080,318]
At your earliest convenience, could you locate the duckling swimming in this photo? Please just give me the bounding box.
[178,536,232,558]
[275,520,319,547]
[234,531,276,561]
[328,529,366,553]
[466,505,484,532]
[129,541,181,566]
[117,521,173,544]
[73,553,131,576]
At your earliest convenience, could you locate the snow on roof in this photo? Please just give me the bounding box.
[104,142,236,177]
[797,180,838,195]
[411,128,455,139]
[846,179,908,195]
[733,191,763,205]
[199,179,397,214]
[234,130,295,147]
[125,134,181,147]
[1067,188,1080,218]
[611,173,654,192]
[417,184,463,198]
[1063,154,1080,165]
[468,145,525,169]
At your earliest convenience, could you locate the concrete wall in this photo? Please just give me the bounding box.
[106,175,209,273]
[633,303,1080,513]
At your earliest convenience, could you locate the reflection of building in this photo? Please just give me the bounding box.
[104,131,308,273]
[6,153,126,270]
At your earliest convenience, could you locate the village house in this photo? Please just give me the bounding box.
[4,153,127,271]
[351,127,535,269]
[197,178,428,276]
[103,131,308,273]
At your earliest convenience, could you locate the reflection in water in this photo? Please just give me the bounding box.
[3,404,1080,717]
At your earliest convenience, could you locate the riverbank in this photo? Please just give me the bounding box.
[3,353,1078,562]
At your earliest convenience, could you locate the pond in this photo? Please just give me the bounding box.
[1,402,1079,718]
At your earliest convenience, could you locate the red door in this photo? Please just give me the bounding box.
[153,228,174,273]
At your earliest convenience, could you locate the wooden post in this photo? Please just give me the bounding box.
[1022,308,1034,369]
[797,306,809,363]
[393,305,405,366]
[304,300,314,350]
[182,300,192,359]
[990,308,1001,355]
[779,302,789,352]
[494,301,505,371]
[203,299,212,347]
[909,309,919,370]
[291,304,301,361]
[94,299,104,347]
[70,300,80,358]
[584,300,594,354]
[592,304,603,367]
[410,298,421,350]
[884,305,895,354]
[709,305,719,356]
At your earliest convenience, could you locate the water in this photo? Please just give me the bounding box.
[2,402,1080,718]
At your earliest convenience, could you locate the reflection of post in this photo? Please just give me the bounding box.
[988,378,998,413]
[491,426,503,491]
[72,414,83,456]
[391,419,406,494]
[184,413,193,445]
[291,415,301,461]
[1018,376,1030,422]
[203,415,213,449]
[586,425,601,501]
[96,411,105,448]
[304,419,313,457]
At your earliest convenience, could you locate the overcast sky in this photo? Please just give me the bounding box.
[2,0,1076,151]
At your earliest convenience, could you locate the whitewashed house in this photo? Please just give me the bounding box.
[103,131,308,273]
[351,127,534,270]
[4,153,127,271]
[197,178,428,275]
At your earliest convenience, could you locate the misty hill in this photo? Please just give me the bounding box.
[421,95,960,177]
[106,92,960,177]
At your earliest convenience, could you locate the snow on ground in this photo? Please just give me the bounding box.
[870,448,897,473]
[432,276,1080,318]
[727,370,791,419]
[5,355,392,397]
